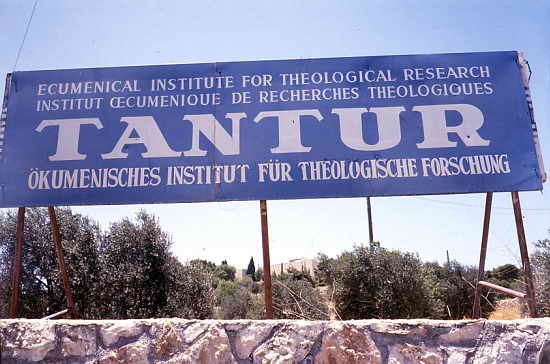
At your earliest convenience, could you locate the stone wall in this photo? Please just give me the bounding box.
[1,318,550,363]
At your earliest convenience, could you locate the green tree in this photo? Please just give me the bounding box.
[421,261,486,319]
[216,263,236,281]
[286,267,315,287]
[488,264,520,283]
[315,253,336,286]
[98,210,214,319]
[164,256,215,319]
[332,242,431,319]
[189,259,217,273]
[1,208,216,320]
[532,230,550,316]
[444,262,484,319]
[0,208,101,319]
[486,264,521,302]
[98,211,171,318]
[215,279,240,302]
[246,257,256,280]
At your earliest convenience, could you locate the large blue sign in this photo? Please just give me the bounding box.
[0,51,545,207]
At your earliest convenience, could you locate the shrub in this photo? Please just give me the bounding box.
[532,230,550,316]
[332,242,431,319]
[272,277,329,320]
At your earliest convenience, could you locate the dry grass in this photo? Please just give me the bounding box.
[316,285,341,320]
[488,298,528,320]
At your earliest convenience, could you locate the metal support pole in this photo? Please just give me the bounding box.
[366,197,374,243]
[9,207,26,318]
[511,191,538,317]
[48,206,78,318]
[473,192,492,319]
[259,200,273,319]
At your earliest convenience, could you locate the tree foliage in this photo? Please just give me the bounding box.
[98,211,171,318]
[285,267,316,287]
[484,263,522,303]
[97,211,213,319]
[216,263,236,282]
[3,207,536,321]
[214,278,263,320]
[315,253,336,286]
[189,259,217,273]
[0,208,101,318]
[0,208,213,319]
[421,261,486,319]
[316,242,495,320]
[329,242,430,319]
[487,264,520,283]
[271,275,328,320]
[532,230,550,316]
[246,257,256,280]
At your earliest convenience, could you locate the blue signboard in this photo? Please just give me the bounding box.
[0,51,545,207]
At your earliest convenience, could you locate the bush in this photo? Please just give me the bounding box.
[315,253,336,286]
[216,287,263,319]
[216,263,236,282]
[0,208,215,319]
[318,243,494,320]
[421,261,485,319]
[331,242,430,319]
[164,258,215,319]
[214,278,264,319]
[272,276,329,320]
[215,280,240,303]
[532,230,550,316]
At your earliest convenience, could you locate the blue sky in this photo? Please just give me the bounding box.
[1,0,549,270]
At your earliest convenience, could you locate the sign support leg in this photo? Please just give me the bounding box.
[511,191,538,317]
[367,197,374,243]
[473,192,492,319]
[9,207,26,318]
[48,206,78,318]
[259,200,273,319]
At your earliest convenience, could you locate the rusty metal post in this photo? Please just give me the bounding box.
[48,206,78,318]
[9,207,26,318]
[473,192,492,319]
[511,191,538,317]
[366,197,374,243]
[259,200,273,319]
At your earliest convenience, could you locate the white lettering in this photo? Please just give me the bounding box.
[36,118,103,161]
[254,109,323,153]
[101,116,180,159]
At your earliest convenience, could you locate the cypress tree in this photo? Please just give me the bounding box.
[246,257,256,280]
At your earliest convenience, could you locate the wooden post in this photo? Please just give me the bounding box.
[259,200,273,319]
[48,206,78,318]
[511,191,538,317]
[473,192,492,319]
[366,197,374,243]
[477,281,527,299]
[9,207,26,318]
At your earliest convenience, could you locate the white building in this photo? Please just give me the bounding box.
[235,268,248,281]
[270,257,318,278]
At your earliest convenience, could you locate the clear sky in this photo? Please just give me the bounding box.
[1,0,549,270]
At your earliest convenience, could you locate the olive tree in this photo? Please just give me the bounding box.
[0,208,101,318]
